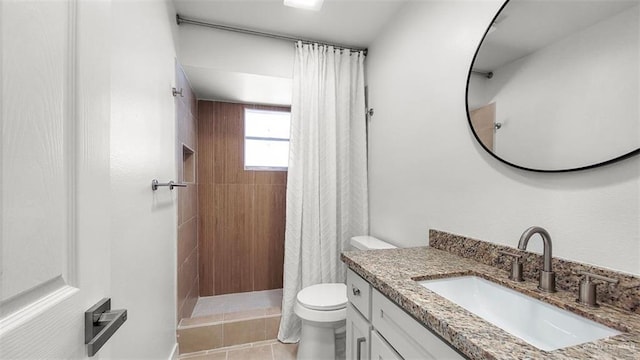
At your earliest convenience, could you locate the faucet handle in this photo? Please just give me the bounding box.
[499,250,524,282]
[577,271,618,307]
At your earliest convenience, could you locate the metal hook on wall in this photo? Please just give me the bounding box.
[366,108,374,120]
[172,87,184,97]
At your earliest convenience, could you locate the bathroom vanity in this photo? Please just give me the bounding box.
[342,231,640,360]
[346,268,465,359]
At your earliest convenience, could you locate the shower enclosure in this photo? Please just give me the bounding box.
[175,88,290,355]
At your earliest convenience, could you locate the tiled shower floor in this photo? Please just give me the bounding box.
[191,289,283,318]
[178,289,296,359]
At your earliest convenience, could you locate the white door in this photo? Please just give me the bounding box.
[1,0,115,357]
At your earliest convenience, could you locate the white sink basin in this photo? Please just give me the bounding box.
[417,276,621,351]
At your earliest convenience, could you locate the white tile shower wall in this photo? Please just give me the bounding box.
[366,0,640,275]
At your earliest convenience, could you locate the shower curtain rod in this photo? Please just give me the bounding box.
[472,70,494,79]
[176,14,368,55]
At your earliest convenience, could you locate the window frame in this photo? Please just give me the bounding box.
[243,108,291,171]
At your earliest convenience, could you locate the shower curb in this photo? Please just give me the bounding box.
[177,310,281,355]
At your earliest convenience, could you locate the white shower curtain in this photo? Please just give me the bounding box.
[278,42,369,342]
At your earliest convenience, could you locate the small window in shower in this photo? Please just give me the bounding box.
[183,145,195,183]
[244,108,291,171]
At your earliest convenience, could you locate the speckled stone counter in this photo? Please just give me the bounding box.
[341,247,640,359]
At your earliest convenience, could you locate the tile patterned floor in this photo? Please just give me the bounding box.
[178,339,297,360]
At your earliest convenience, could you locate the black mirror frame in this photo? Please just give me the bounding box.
[465,0,640,173]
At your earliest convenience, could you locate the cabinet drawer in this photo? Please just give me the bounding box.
[370,330,402,360]
[347,268,371,319]
[372,289,465,360]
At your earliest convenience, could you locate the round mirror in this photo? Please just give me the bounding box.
[466,0,640,172]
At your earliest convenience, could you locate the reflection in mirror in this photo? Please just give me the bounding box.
[467,0,640,171]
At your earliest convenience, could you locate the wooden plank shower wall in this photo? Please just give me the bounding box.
[197,100,288,296]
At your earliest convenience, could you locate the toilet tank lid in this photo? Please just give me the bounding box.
[350,235,397,250]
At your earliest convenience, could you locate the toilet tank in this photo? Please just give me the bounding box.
[350,235,397,251]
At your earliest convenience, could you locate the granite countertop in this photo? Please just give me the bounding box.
[341,247,640,360]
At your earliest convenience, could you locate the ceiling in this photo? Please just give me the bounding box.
[175,0,639,104]
[173,0,406,104]
[173,0,406,49]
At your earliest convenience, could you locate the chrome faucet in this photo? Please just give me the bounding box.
[518,226,556,293]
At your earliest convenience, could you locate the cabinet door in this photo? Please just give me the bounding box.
[370,331,403,360]
[347,303,371,360]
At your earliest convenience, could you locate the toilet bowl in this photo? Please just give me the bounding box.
[295,236,396,360]
[295,283,347,360]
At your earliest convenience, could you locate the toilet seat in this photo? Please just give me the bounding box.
[297,283,347,311]
[295,283,347,323]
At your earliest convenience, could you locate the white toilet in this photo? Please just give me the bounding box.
[294,235,396,360]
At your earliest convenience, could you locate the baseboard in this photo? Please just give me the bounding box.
[168,343,178,360]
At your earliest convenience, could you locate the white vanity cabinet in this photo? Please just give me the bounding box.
[346,269,466,360]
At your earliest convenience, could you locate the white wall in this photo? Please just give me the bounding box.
[109,0,179,358]
[178,25,293,104]
[477,5,638,170]
[179,25,293,78]
[366,0,640,275]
